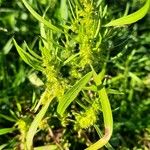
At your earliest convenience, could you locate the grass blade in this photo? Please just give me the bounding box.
[63,53,79,65]
[2,38,13,55]
[0,128,15,135]
[105,0,150,26]
[0,114,16,122]
[94,125,115,150]
[26,97,54,150]
[13,39,43,71]
[24,41,42,60]
[57,71,93,116]
[0,144,7,150]
[86,69,113,150]
[22,0,63,33]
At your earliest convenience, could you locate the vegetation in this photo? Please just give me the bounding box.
[0,0,150,149]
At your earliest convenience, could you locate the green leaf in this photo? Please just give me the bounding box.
[28,72,44,87]
[57,72,93,116]
[94,125,115,150]
[91,65,105,85]
[40,21,49,49]
[24,41,42,60]
[107,89,124,95]
[2,38,13,55]
[105,0,150,26]
[26,98,53,150]
[0,128,15,135]
[56,0,68,24]
[12,64,25,87]
[86,86,113,150]
[34,145,57,150]
[83,85,97,91]
[0,114,16,122]
[13,39,43,71]
[68,0,76,19]
[22,0,63,33]
[63,53,79,65]
[129,72,143,85]
[0,144,7,150]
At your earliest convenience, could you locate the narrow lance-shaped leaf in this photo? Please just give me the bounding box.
[22,0,63,33]
[63,53,79,65]
[40,5,51,49]
[0,144,7,150]
[26,97,54,150]
[13,39,43,71]
[40,22,49,49]
[58,0,68,24]
[0,128,16,135]
[57,71,93,116]
[2,37,13,55]
[105,0,150,27]
[94,125,115,150]
[86,69,113,150]
[0,114,16,122]
[24,41,42,60]
[86,87,113,150]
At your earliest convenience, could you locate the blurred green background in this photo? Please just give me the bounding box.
[0,0,150,149]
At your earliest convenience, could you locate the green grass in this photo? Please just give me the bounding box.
[0,0,150,149]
